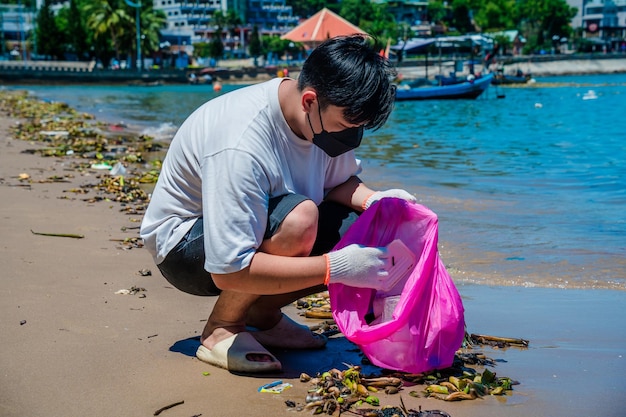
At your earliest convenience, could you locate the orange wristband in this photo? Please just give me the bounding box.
[323,253,331,285]
[362,192,376,211]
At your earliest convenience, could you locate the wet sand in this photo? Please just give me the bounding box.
[1,98,625,417]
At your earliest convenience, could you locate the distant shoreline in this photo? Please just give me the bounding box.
[397,54,626,79]
[1,54,625,85]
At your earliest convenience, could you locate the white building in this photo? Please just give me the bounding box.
[154,0,298,54]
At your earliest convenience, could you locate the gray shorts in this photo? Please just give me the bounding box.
[157,194,358,296]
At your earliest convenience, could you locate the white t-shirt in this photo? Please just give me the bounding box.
[140,78,361,274]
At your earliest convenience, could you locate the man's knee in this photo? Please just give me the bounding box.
[281,199,318,248]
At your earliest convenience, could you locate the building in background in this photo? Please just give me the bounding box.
[3,0,623,62]
[154,0,299,58]
[566,0,625,51]
[579,0,626,50]
[371,0,428,27]
[0,4,35,60]
[247,0,299,32]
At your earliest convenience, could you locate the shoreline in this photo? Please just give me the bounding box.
[3,88,624,293]
[1,90,625,417]
[1,55,625,86]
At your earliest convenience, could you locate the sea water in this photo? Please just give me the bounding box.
[13,73,626,290]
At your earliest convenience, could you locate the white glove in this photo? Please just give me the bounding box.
[364,189,416,210]
[324,244,391,289]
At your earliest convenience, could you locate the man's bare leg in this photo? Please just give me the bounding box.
[245,285,327,330]
[200,199,320,359]
[245,199,320,329]
[200,290,258,349]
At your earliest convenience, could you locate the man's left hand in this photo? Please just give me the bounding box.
[363,189,416,210]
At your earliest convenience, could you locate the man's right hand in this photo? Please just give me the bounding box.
[324,244,391,289]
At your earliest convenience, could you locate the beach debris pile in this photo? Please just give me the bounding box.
[466,334,529,348]
[0,90,162,208]
[292,292,522,414]
[289,359,517,415]
[296,291,333,319]
[290,365,401,414]
[295,291,340,338]
[275,357,514,417]
[418,365,515,400]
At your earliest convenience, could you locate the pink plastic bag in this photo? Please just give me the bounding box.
[328,198,465,373]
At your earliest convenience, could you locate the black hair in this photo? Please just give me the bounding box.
[297,34,397,131]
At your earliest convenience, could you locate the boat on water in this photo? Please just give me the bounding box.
[395,72,494,101]
[491,68,532,85]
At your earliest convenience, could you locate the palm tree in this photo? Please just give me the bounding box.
[117,1,167,68]
[139,5,167,60]
[83,0,131,63]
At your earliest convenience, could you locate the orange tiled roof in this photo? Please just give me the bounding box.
[281,8,368,45]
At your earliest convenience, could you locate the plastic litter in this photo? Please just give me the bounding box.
[258,380,292,393]
[110,162,127,176]
[90,162,112,170]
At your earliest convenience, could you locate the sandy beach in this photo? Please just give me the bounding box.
[1,92,625,417]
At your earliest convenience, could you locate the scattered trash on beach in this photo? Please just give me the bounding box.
[30,229,84,239]
[296,291,333,319]
[110,162,127,176]
[90,162,112,170]
[153,400,184,416]
[291,292,524,413]
[467,333,529,348]
[1,90,161,212]
[258,380,293,393]
[109,236,144,249]
[38,130,70,138]
[114,286,146,296]
[288,354,518,414]
[289,365,391,414]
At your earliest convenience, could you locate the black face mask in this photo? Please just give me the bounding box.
[307,103,364,157]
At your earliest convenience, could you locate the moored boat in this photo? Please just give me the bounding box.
[395,72,494,101]
[491,68,532,85]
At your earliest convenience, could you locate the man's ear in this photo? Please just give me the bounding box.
[301,89,317,113]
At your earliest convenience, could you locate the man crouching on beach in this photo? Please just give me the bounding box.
[140,35,416,373]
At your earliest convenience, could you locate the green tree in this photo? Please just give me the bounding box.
[339,0,372,29]
[285,0,328,18]
[3,0,36,7]
[193,42,211,58]
[211,10,228,29]
[208,28,224,61]
[450,0,476,34]
[138,3,167,62]
[261,35,292,59]
[36,0,64,59]
[225,9,243,37]
[56,0,89,60]
[518,0,577,52]
[83,0,131,63]
[427,0,449,26]
[114,1,166,69]
[472,0,518,32]
[339,0,397,49]
[248,25,262,66]
[362,3,399,48]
